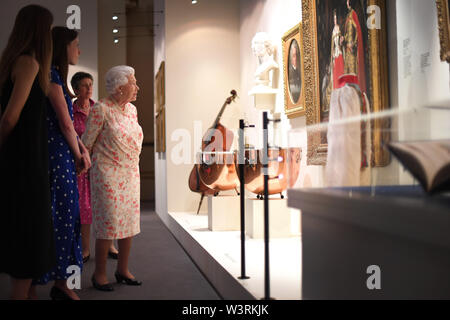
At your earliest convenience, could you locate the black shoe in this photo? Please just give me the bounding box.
[91,275,114,292]
[108,251,118,260]
[115,272,142,286]
[83,254,90,263]
[50,286,72,301]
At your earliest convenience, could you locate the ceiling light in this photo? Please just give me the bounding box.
[114,38,119,44]
[112,15,119,21]
[113,28,119,34]
[192,0,198,4]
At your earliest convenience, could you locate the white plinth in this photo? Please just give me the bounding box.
[249,88,278,111]
[208,196,241,231]
[245,198,291,239]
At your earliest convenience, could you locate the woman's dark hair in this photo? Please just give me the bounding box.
[71,72,93,92]
[0,5,53,95]
[52,26,78,98]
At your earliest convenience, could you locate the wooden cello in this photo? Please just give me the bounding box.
[188,90,239,214]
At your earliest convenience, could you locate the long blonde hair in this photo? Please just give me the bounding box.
[0,5,53,95]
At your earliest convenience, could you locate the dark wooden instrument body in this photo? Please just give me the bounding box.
[188,125,239,194]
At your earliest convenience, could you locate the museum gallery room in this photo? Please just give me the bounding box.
[0,0,450,301]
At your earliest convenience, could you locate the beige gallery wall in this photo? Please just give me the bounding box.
[165,0,241,213]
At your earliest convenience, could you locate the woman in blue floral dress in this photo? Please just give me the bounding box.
[33,27,91,300]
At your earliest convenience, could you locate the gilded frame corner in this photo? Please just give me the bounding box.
[436,0,450,63]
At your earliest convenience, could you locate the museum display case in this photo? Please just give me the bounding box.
[287,98,450,299]
[154,0,450,300]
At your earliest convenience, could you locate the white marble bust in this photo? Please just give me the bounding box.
[250,32,279,93]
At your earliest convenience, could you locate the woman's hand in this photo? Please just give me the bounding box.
[75,154,86,176]
[81,151,91,171]
[77,138,91,172]
[75,152,91,176]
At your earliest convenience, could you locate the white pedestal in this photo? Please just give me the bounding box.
[208,196,241,231]
[245,198,291,239]
[249,88,278,111]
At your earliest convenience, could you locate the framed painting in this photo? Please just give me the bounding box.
[436,0,450,63]
[302,0,390,166]
[155,106,166,153]
[156,61,165,107]
[155,61,166,153]
[283,23,306,118]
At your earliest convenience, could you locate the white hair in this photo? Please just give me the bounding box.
[105,65,135,95]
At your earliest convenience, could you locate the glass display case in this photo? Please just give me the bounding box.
[155,0,450,301]
[287,102,450,192]
[287,102,450,299]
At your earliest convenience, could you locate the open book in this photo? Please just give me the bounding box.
[388,140,450,194]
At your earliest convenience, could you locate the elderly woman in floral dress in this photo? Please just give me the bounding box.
[71,72,119,263]
[82,66,143,291]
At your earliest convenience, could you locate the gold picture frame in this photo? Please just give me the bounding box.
[283,23,306,118]
[436,0,450,63]
[155,61,166,153]
[302,0,390,166]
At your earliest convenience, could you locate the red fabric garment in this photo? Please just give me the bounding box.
[337,74,358,87]
[333,55,345,89]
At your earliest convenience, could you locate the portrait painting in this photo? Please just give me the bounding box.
[282,23,305,118]
[436,0,450,63]
[288,39,302,104]
[302,0,390,166]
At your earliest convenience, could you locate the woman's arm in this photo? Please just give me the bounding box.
[82,102,105,155]
[47,83,86,172]
[78,138,91,169]
[0,56,39,150]
[73,111,92,171]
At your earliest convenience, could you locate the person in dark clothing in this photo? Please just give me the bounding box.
[0,4,55,300]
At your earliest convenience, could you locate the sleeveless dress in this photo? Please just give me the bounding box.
[0,73,55,279]
[34,67,83,284]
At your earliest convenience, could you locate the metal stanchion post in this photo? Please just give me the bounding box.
[238,119,250,280]
[262,111,273,300]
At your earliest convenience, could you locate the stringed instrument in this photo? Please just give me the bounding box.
[188,90,239,214]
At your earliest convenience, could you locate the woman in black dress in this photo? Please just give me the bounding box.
[0,5,55,300]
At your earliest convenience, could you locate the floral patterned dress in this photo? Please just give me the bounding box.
[73,99,94,225]
[82,97,143,240]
